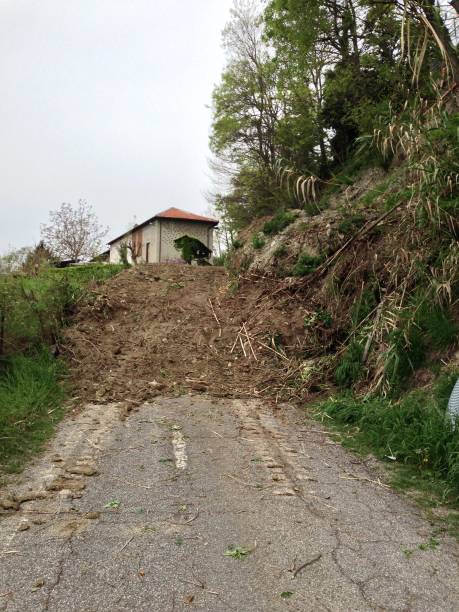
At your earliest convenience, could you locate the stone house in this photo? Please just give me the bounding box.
[108,207,218,264]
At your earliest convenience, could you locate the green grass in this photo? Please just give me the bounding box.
[251,233,266,250]
[335,341,364,387]
[292,252,324,276]
[316,372,459,503]
[0,264,123,354]
[0,263,123,474]
[0,351,68,473]
[262,211,297,235]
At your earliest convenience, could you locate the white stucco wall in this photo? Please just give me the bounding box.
[109,233,133,264]
[141,222,160,263]
[109,219,215,264]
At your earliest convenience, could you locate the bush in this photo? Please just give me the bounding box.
[251,233,266,250]
[262,211,297,235]
[174,235,212,264]
[232,239,244,249]
[292,252,324,276]
[352,287,378,325]
[118,242,130,266]
[338,213,366,234]
[320,373,459,498]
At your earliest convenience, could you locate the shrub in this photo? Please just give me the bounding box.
[338,213,366,234]
[251,233,266,250]
[232,239,244,249]
[292,253,324,276]
[304,200,327,217]
[118,242,130,267]
[262,211,296,235]
[174,236,211,264]
[383,188,413,212]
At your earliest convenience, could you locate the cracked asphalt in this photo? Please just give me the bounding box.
[1,396,459,611]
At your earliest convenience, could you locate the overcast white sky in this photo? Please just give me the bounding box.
[0,0,233,251]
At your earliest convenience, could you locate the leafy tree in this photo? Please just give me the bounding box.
[23,241,55,274]
[210,1,308,222]
[211,0,459,229]
[41,200,108,261]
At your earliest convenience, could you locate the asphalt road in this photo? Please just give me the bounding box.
[1,396,458,611]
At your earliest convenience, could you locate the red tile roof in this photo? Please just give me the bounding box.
[108,207,218,244]
[156,207,218,224]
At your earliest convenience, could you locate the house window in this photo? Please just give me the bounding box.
[145,242,150,263]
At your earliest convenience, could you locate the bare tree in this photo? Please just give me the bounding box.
[41,200,108,261]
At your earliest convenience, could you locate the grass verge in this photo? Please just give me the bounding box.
[313,373,459,531]
[0,263,124,475]
[0,351,68,473]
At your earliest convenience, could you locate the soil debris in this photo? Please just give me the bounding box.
[64,264,309,405]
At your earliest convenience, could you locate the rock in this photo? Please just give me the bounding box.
[191,382,207,392]
[58,489,74,500]
[32,578,45,590]
[149,380,166,390]
[14,491,47,504]
[17,522,31,532]
[46,477,86,493]
[65,464,99,477]
[0,496,20,511]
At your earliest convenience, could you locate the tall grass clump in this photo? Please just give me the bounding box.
[0,351,68,472]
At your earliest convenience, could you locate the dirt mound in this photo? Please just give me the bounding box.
[64,264,306,406]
